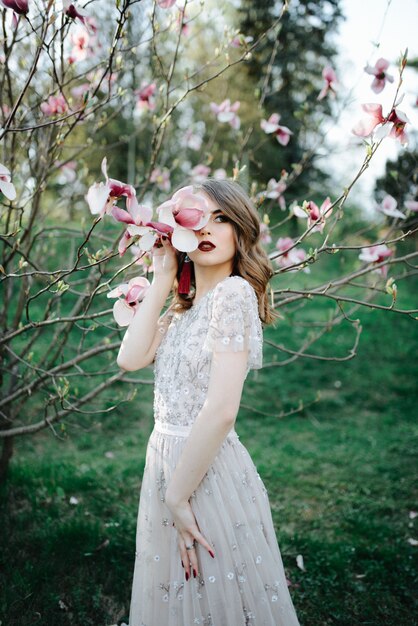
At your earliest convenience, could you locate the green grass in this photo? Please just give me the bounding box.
[1,277,417,625]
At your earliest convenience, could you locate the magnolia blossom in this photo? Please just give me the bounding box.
[260,222,272,245]
[63,1,95,34]
[264,178,287,210]
[40,94,68,117]
[0,0,28,15]
[190,164,211,183]
[0,163,17,200]
[213,168,227,180]
[358,244,393,277]
[182,129,202,151]
[176,6,189,36]
[157,186,210,252]
[260,113,293,146]
[275,237,310,273]
[55,160,77,183]
[352,104,409,145]
[135,83,157,111]
[292,197,332,233]
[405,200,418,212]
[210,99,241,130]
[111,205,161,255]
[317,66,337,100]
[230,34,253,48]
[150,167,171,192]
[86,157,150,220]
[107,277,150,326]
[377,195,406,219]
[157,0,176,7]
[69,27,92,63]
[364,58,394,94]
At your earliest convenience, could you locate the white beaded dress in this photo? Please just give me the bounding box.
[128,275,301,626]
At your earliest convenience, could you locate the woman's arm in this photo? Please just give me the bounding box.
[165,347,248,506]
[117,237,177,372]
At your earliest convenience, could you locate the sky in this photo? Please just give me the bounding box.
[329,0,418,208]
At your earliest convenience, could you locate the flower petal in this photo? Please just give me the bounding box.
[157,203,177,227]
[171,227,198,252]
[111,206,134,224]
[138,231,158,251]
[113,299,135,327]
[0,179,16,200]
[86,182,110,215]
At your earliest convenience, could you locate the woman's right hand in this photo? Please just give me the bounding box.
[152,235,178,283]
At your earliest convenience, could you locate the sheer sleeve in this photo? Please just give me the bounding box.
[202,276,263,370]
[156,305,175,336]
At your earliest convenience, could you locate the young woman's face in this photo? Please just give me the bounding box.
[188,194,236,271]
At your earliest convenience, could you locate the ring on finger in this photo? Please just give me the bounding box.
[185,541,196,550]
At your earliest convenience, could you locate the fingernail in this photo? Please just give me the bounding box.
[209,550,215,559]
[181,562,184,568]
[185,572,189,581]
[193,568,197,578]
[162,235,167,240]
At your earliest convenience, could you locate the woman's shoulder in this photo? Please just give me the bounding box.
[214,275,256,300]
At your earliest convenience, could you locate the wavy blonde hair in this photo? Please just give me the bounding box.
[172,178,277,325]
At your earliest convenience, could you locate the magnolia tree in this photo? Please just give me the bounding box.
[0,0,417,481]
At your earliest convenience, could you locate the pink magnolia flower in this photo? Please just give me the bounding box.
[260,222,272,245]
[190,164,211,183]
[317,66,337,101]
[63,1,95,34]
[157,185,210,252]
[358,244,393,277]
[264,178,287,210]
[69,27,91,63]
[157,0,176,7]
[150,167,171,192]
[275,237,310,273]
[213,168,227,180]
[135,82,157,111]
[107,276,150,326]
[40,94,68,117]
[385,107,409,145]
[0,0,28,15]
[210,99,241,130]
[86,157,151,222]
[377,195,406,219]
[182,129,202,151]
[352,103,385,137]
[176,6,189,36]
[292,197,332,233]
[352,104,409,145]
[405,200,418,212]
[364,58,394,94]
[0,163,17,200]
[230,34,253,48]
[55,160,77,183]
[260,113,293,146]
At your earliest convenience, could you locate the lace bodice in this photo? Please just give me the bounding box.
[153,276,263,426]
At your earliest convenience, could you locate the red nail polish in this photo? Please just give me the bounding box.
[185,571,189,581]
[193,568,197,578]
[181,562,184,568]
[209,550,215,559]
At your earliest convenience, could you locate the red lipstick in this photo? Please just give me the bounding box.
[198,240,216,251]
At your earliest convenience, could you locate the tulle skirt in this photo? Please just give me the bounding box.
[128,420,301,626]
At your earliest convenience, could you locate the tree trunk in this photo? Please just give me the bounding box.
[0,436,14,483]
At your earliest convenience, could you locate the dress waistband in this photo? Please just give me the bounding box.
[153,419,238,439]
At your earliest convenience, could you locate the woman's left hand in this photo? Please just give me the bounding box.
[166,498,214,582]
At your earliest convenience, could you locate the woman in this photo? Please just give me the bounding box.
[117,179,301,625]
